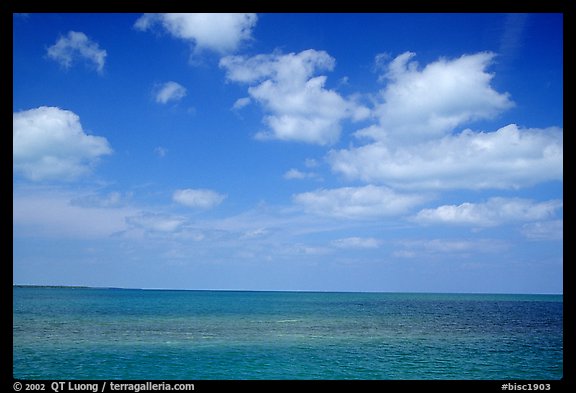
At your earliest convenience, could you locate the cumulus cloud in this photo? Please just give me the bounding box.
[326,52,561,191]
[414,197,562,227]
[173,188,227,209]
[220,49,369,145]
[293,185,426,219]
[134,13,257,54]
[13,106,112,181]
[360,51,514,144]
[155,81,187,104]
[329,124,562,189]
[47,31,107,73]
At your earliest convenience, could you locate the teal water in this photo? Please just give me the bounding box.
[13,287,563,380]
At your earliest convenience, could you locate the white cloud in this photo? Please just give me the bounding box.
[304,158,319,168]
[13,187,136,238]
[173,188,227,209]
[283,168,317,180]
[329,124,562,189]
[327,52,560,191]
[392,250,417,258]
[241,227,269,239]
[155,81,187,104]
[283,169,307,180]
[332,237,381,249]
[289,244,332,256]
[521,220,563,241]
[220,49,335,84]
[220,49,369,145]
[373,52,391,79]
[500,14,529,60]
[13,106,112,181]
[70,191,127,208]
[47,31,107,73]
[293,185,426,219]
[414,197,562,227]
[393,238,506,258]
[362,51,514,144]
[154,146,168,157]
[126,212,184,233]
[232,97,251,110]
[134,13,257,54]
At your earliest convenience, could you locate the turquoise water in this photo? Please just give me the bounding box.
[13,287,562,380]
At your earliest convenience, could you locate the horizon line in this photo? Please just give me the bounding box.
[12,284,564,296]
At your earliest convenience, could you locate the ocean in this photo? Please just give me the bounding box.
[12,286,563,380]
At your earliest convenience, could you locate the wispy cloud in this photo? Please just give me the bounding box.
[414,197,562,227]
[332,237,381,249]
[293,185,427,219]
[70,191,129,208]
[126,212,185,233]
[154,146,168,158]
[155,81,187,104]
[47,31,107,73]
[499,14,529,61]
[392,238,507,258]
[13,187,136,238]
[173,188,227,209]
[521,220,563,241]
[283,168,319,180]
[232,97,251,110]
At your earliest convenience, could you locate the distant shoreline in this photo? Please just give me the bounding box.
[12,284,563,297]
[14,284,105,289]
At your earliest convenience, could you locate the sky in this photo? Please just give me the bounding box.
[12,13,563,293]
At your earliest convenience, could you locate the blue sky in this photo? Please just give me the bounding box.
[13,13,563,293]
